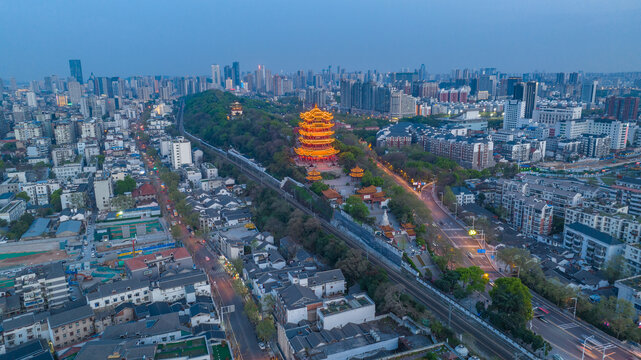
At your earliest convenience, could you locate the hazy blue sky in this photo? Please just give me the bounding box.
[1,0,640,81]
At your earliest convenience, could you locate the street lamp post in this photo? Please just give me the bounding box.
[582,335,595,360]
[570,297,578,319]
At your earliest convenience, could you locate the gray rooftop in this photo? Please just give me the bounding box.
[279,284,319,309]
[74,339,157,360]
[308,269,345,287]
[101,312,186,340]
[47,304,94,329]
[2,312,48,332]
[87,279,150,301]
[566,222,622,245]
[157,270,207,290]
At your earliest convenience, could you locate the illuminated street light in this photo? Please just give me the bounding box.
[468,229,477,236]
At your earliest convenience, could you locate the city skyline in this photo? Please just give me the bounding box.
[1,0,641,81]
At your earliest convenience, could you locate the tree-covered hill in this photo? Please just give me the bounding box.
[183,90,306,181]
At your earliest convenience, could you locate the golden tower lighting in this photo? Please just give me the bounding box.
[294,105,339,162]
[306,169,322,181]
[349,166,364,179]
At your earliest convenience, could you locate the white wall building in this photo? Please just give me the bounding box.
[317,294,376,330]
[587,119,630,150]
[563,222,624,269]
[170,137,193,169]
[503,100,525,130]
[532,106,582,126]
[93,173,113,211]
[87,279,150,310]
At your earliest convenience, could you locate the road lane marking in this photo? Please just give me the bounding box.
[558,323,578,330]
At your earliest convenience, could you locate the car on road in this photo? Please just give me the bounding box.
[551,355,564,360]
[258,342,266,350]
[205,256,210,261]
[467,252,473,259]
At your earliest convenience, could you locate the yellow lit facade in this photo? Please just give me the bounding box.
[349,166,364,179]
[306,169,322,181]
[294,106,339,162]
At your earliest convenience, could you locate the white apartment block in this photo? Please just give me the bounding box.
[93,173,113,211]
[14,122,44,142]
[623,245,641,275]
[532,106,582,126]
[87,279,151,310]
[0,200,27,222]
[201,162,219,179]
[54,122,74,145]
[1,313,49,348]
[587,119,630,150]
[556,120,589,139]
[563,222,624,269]
[20,181,61,206]
[80,119,100,139]
[565,207,641,245]
[170,137,192,169]
[150,271,210,304]
[503,100,525,130]
[501,191,554,236]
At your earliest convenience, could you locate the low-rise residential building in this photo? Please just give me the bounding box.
[1,312,49,349]
[275,284,323,325]
[151,270,210,303]
[451,186,475,206]
[201,162,219,179]
[47,305,95,349]
[305,269,346,298]
[86,279,151,310]
[563,222,624,269]
[101,312,186,345]
[132,183,156,203]
[0,199,26,222]
[124,247,193,280]
[277,319,401,360]
[20,181,61,206]
[614,275,641,318]
[60,183,88,210]
[317,294,376,330]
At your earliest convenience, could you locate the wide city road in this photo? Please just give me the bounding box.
[377,162,639,359]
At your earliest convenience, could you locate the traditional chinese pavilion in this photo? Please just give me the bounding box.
[294,106,339,162]
[349,166,364,180]
[305,169,322,181]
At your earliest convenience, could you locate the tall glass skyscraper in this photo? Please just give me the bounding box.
[69,59,83,83]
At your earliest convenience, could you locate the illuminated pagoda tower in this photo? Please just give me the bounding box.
[230,101,243,117]
[349,166,364,181]
[306,169,322,181]
[295,105,339,162]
